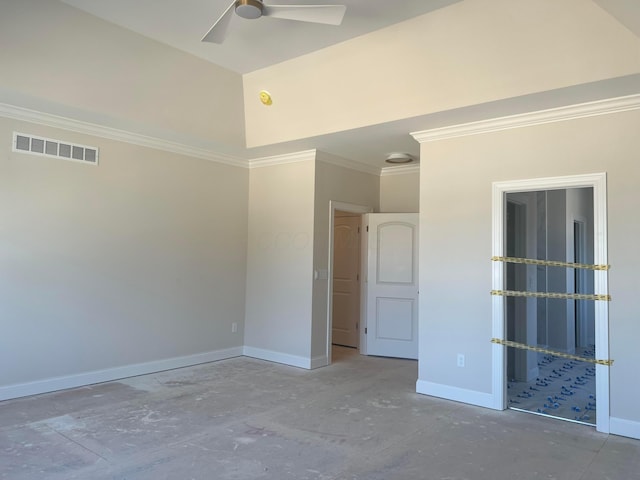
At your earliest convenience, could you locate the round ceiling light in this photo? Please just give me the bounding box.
[385,153,414,164]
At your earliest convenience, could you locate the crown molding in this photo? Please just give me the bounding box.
[248,150,382,176]
[248,149,317,168]
[316,154,381,176]
[411,94,640,143]
[380,164,420,176]
[0,102,249,168]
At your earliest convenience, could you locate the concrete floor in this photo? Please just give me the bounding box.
[1,347,638,480]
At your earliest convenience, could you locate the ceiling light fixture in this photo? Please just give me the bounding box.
[385,153,413,164]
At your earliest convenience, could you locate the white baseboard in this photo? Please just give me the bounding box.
[0,347,243,402]
[243,346,312,369]
[610,417,640,440]
[416,379,495,410]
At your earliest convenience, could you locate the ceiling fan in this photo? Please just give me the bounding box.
[202,0,347,44]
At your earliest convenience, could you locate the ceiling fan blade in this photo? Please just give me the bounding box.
[262,4,347,26]
[201,0,236,44]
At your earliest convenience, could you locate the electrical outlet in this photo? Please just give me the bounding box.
[231,322,238,333]
[457,354,465,367]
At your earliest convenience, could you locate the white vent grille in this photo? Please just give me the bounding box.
[12,132,99,165]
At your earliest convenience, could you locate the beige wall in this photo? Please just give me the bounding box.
[380,171,419,213]
[311,154,380,360]
[417,109,640,433]
[0,117,248,396]
[243,0,639,147]
[0,0,245,148]
[244,159,316,363]
[243,154,380,365]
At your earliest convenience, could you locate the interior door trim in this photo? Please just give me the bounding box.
[491,173,609,433]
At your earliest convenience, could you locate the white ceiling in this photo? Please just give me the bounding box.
[60,0,462,74]
[56,0,639,170]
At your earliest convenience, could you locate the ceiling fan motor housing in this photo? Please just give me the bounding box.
[236,0,264,19]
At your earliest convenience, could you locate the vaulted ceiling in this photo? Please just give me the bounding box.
[14,1,640,170]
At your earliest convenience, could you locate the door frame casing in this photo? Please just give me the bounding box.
[327,201,373,364]
[491,173,609,433]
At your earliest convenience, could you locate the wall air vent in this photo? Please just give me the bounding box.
[12,132,99,165]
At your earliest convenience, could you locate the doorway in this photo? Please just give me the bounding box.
[491,173,610,434]
[504,188,596,424]
[332,210,362,349]
[327,203,420,364]
[326,201,372,364]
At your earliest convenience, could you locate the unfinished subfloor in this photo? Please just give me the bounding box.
[1,346,638,480]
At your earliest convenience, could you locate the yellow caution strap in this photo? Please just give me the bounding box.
[492,256,609,271]
[491,338,613,366]
[491,290,610,301]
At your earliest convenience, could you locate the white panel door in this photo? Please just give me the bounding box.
[365,213,419,359]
